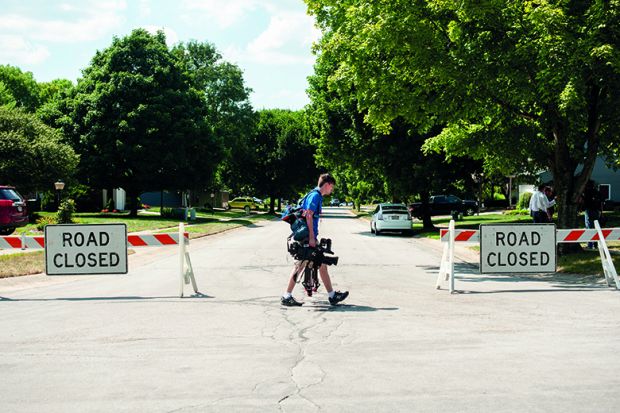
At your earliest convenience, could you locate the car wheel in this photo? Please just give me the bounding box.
[244,205,251,215]
[370,223,375,234]
[465,207,475,216]
[0,227,15,236]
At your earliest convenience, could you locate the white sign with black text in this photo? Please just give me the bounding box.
[480,224,556,274]
[45,224,128,275]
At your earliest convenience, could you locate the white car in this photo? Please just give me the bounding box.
[370,203,413,235]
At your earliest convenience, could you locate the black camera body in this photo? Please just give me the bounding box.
[287,237,339,267]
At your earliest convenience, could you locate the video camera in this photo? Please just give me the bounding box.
[287,237,339,267]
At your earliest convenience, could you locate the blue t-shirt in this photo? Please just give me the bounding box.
[301,188,322,237]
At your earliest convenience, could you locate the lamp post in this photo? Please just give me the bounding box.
[471,172,484,215]
[54,180,65,209]
[507,175,516,208]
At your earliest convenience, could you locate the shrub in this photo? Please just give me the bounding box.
[503,209,530,216]
[36,216,57,231]
[161,207,186,219]
[517,192,532,210]
[56,199,76,224]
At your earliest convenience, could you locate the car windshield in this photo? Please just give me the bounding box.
[0,189,21,201]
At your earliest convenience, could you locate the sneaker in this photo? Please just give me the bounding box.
[328,290,349,306]
[281,296,303,307]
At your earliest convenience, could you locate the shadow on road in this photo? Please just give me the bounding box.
[0,293,214,302]
[353,231,414,238]
[429,262,610,293]
[312,303,399,312]
[321,213,361,220]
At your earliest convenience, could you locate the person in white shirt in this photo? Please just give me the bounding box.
[529,184,555,223]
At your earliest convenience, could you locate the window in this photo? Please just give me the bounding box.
[0,189,21,201]
[383,206,408,213]
[599,184,611,201]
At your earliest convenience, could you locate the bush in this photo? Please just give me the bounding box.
[36,216,57,231]
[161,207,186,219]
[503,209,530,216]
[56,199,76,224]
[517,192,532,210]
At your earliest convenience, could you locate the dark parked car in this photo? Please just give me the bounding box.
[409,195,478,218]
[0,186,29,235]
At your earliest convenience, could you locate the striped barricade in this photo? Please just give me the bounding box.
[0,224,198,298]
[437,221,619,292]
[0,235,45,250]
[0,233,189,249]
[556,229,620,243]
[440,229,479,243]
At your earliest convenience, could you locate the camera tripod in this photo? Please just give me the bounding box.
[294,260,321,296]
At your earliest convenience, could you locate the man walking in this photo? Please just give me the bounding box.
[529,184,555,223]
[582,180,603,249]
[281,173,349,307]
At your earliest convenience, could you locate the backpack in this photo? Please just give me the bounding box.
[281,189,319,241]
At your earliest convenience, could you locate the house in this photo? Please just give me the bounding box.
[518,156,619,204]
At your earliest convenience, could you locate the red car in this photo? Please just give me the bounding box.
[0,186,29,235]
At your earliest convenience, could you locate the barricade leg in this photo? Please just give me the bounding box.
[594,220,619,289]
[436,242,449,289]
[448,220,455,293]
[179,223,186,297]
[179,223,200,297]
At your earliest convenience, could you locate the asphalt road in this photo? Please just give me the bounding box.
[1,207,619,412]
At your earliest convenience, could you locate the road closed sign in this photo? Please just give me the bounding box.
[45,224,128,275]
[480,224,556,274]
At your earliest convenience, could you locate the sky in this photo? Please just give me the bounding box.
[0,0,322,110]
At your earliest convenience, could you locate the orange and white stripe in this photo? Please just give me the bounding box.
[0,233,188,249]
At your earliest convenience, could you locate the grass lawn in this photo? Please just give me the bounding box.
[0,251,45,278]
[1,210,278,278]
[17,210,277,235]
[166,214,276,238]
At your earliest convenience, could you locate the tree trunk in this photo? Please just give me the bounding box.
[269,195,276,214]
[420,190,435,230]
[551,124,598,254]
[127,189,139,217]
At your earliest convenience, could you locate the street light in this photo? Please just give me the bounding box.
[471,172,484,215]
[507,175,516,208]
[54,180,65,208]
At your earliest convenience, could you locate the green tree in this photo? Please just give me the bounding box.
[0,106,78,193]
[0,81,16,108]
[51,29,221,216]
[172,41,256,193]
[306,0,620,232]
[307,44,480,228]
[0,65,41,112]
[250,109,319,213]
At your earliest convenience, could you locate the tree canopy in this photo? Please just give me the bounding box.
[306,0,620,228]
[306,30,480,223]
[49,29,222,215]
[0,65,41,112]
[172,40,257,194]
[0,106,78,193]
[250,109,319,212]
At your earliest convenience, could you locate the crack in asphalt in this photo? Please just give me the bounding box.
[272,305,349,412]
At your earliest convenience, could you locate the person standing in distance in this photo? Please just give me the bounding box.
[281,173,349,307]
